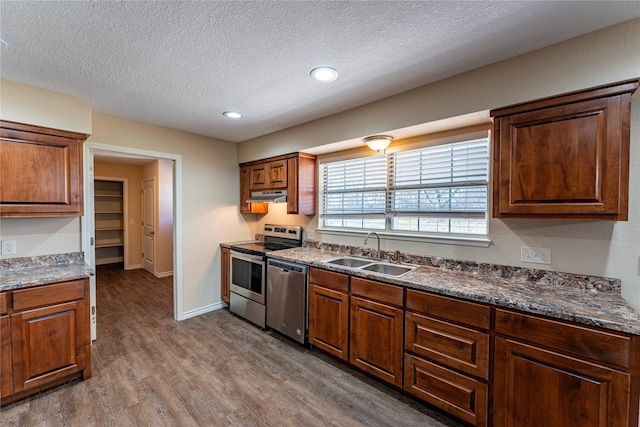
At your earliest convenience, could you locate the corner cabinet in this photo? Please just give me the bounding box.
[0,121,88,217]
[490,79,638,220]
[239,152,317,215]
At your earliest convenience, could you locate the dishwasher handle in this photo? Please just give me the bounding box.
[267,259,308,274]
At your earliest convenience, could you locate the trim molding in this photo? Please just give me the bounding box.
[181,302,226,320]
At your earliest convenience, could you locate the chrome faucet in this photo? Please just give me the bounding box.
[363,231,381,259]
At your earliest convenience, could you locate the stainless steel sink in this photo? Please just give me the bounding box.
[360,263,415,277]
[322,256,372,268]
[320,256,416,277]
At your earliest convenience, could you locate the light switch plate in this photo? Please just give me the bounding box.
[521,246,550,264]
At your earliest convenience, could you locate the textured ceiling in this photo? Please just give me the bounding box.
[1,1,639,143]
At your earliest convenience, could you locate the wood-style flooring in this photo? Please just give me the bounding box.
[1,264,464,426]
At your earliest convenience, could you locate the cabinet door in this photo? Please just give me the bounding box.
[240,166,267,214]
[350,295,403,387]
[221,247,230,303]
[266,160,287,189]
[491,80,638,220]
[11,300,87,393]
[494,337,630,427]
[0,315,11,399]
[308,284,349,361]
[0,121,86,217]
[249,164,268,190]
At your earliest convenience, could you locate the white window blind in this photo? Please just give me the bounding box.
[321,156,387,229]
[320,137,489,237]
[388,139,489,235]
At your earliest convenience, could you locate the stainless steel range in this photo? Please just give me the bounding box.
[228,225,302,328]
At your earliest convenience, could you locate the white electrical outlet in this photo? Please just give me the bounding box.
[306,229,315,240]
[1,240,17,255]
[521,246,550,265]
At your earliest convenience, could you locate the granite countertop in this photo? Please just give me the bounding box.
[0,252,94,292]
[266,246,640,336]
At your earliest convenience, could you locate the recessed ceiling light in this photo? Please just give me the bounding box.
[223,111,243,119]
[310,67,338,83]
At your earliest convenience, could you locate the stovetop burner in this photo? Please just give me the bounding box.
[229,224,303,256]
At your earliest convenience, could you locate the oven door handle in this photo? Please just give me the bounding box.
[230,250,264,262]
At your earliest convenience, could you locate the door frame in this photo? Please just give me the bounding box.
[82,142,184,328]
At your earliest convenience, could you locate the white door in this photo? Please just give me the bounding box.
[142,179,155,274]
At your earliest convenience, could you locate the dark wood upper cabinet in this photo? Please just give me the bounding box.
[239,152,317,215]
[0,121,88,217]
[490,79,638,220]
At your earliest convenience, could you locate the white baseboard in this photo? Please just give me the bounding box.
[126,264,142,270]
[155,270,173,278]
[180,302,226,320]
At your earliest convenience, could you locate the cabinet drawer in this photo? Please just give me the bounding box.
[495,309,630,368]
[406,289,490,330]
[0,293,8,315]
[12,280,85,312]
[404,353,488,427]
[351,277,403,307]
[405,312,489,379]
[309,267,349,293]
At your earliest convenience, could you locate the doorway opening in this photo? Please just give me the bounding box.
[82,142,183,341]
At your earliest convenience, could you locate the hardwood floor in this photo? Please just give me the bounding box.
[1,265,464,426]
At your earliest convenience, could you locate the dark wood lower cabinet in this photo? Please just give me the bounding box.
[0,315,11,398]
[308,284,349,361]
[305,268,639,427]
[349,295,403,387]
[405,353,488,426]
[493,337,631,427]
[1,278,91,406]
[221,247,230,303]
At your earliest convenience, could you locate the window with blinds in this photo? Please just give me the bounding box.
[320,137,489,237]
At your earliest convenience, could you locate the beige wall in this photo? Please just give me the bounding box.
[239,19,640,162]
[94,161,144,268]
[89,113,252,315]
[0,78,92,259]
[0,79,92,134]
[241,19,640,311]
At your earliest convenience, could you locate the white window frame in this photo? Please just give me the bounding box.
[317,132,491,247]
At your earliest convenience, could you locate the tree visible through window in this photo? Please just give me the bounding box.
[321,138,489,237]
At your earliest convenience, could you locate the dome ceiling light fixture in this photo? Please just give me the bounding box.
[310,66,338,83]
[223,111,243,119]
[363,135,393,152]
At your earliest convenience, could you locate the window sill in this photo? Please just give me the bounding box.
[315,228,491,248]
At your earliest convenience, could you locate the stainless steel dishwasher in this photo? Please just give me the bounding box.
[266,259,308,344]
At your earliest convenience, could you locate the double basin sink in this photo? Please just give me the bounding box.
[320,256,416,277]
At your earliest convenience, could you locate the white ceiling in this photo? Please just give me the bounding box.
[1,1,639,143]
